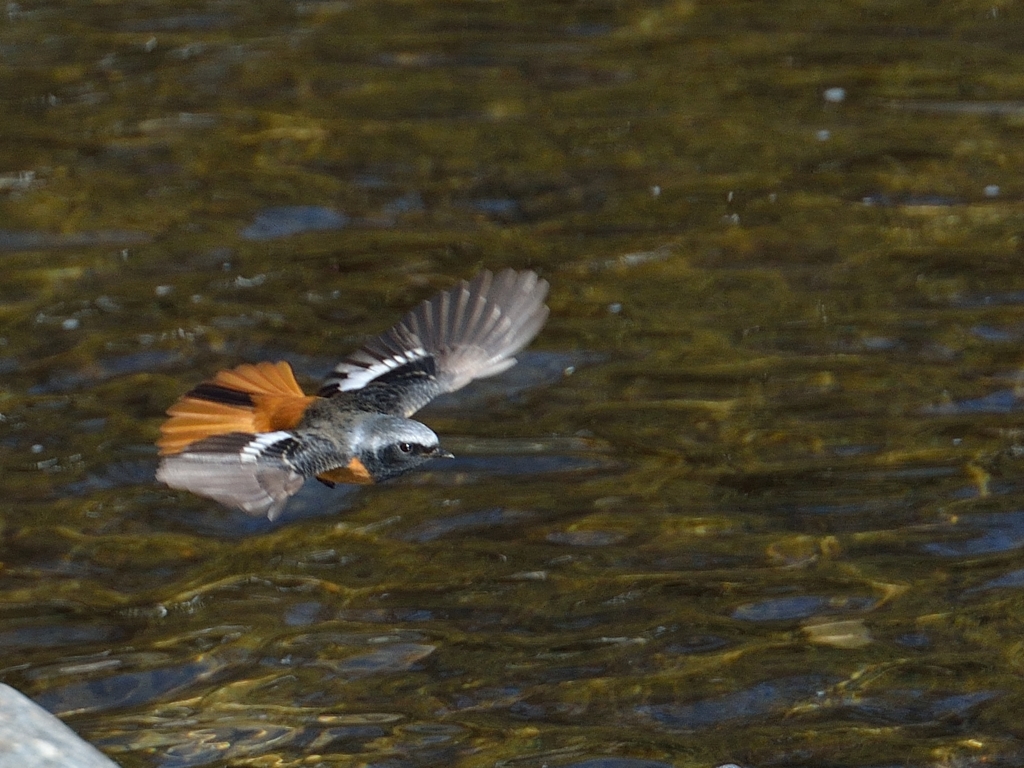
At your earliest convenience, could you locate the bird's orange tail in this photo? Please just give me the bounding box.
[158,361,317,455]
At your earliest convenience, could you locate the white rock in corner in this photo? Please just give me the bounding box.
[0,684,119,768]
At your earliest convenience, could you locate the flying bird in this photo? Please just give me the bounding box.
[156,269,550,520]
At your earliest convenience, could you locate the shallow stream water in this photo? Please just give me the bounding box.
[4,1,1024,766]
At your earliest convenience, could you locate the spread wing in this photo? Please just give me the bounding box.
[156,431,306,520]
[318,269,549,416]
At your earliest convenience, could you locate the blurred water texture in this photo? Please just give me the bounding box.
[4,0,1024,766]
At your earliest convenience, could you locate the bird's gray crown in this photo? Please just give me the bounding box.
[356,414,439,453]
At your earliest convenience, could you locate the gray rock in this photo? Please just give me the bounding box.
[0,684,118,768]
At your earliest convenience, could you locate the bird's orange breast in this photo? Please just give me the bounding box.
[317,457,373,485]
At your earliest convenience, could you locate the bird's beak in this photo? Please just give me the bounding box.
[433,448,455,459]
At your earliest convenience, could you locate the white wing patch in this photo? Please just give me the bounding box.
[329,346,428,393]
[240,430,296,461]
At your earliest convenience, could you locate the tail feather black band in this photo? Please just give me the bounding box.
[187,383,257,408]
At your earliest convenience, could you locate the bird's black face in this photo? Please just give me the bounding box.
[361,440,454,483]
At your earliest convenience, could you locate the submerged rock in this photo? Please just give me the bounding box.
[240,206,348,240]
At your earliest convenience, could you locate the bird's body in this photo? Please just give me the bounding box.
[156,269,550,519]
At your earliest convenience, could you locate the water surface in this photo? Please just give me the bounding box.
[3,1,1024,766]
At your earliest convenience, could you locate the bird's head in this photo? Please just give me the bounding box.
[354,415,453,482]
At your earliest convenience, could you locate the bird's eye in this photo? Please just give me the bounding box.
[398,442,413,454]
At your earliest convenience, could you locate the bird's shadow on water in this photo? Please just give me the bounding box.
[144,441,612,540]
[138,481,363,539]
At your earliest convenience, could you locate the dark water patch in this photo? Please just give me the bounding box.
[321,643,435,679]
[276,630,429,654]
[0,554,97,583]
[77,418,108,432]
[535,665,608,684]
[0,230,152,252]
[348,166,417,189]
[717,466,961,523]
[858,335,900,351]
[262,638,442,689]
[794,497,896,516]
[333,606,509,634]
[651,553,745,571]
[240,207,348,241]
[118,14,236,32]
[664,635,732,655]
[99,351,185,377]
[382,191,425,215]
[60,461,156,495]
[923,510,1024,557]
[137,113,219,137]
[732,595,876,623]
[283,601,325,627]
[459,197,523,223]
[442,453,613,478]
[562,761,676,768]
[508,698,583,721]
[400,507,538,543]
[895,633,932,649]
[28,350,183,394]
[33,655,230,716]
[335,608,439,624]
[564,22,616,37]
[334,606,510,634]
[0,622,125,652]
[449,685,525,712]
[365,191,428,226]
[859,193,963,208]
[967,568,1024,594]
[149,480,361,538]
[546,530,628,547]
[971,325,1024,343]
[637,675,836,730]
[830,689,998,727]
[888,100,1024,116]
[922,390,1024,416]
[952,292,1024,308]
